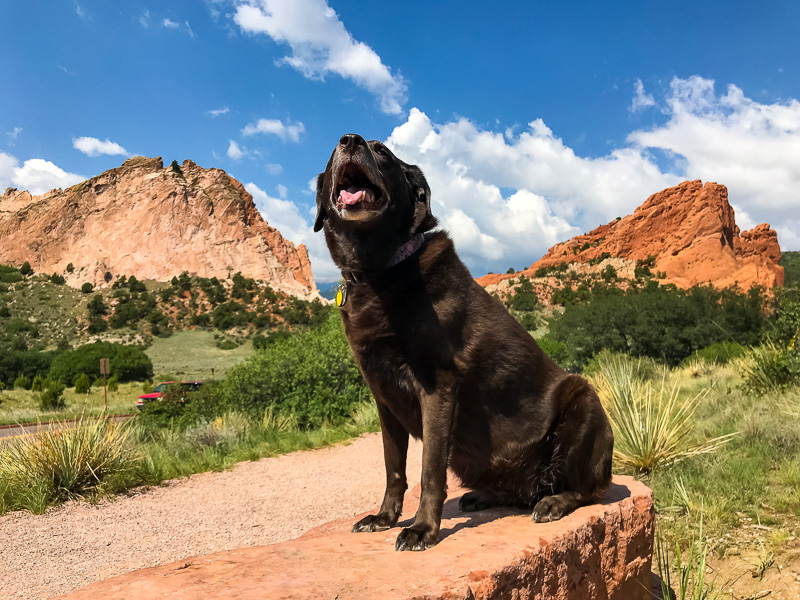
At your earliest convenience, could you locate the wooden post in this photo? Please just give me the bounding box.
[99,358,110,411]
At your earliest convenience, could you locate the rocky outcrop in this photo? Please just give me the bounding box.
[56,475,655,600]
[478,181,784,295]
[0,157,319,300]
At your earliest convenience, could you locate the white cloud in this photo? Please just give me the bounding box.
[241,118,305,142]
[628,75,800,238]
[386,108,678,273]
[139,10,150,28]
[6,127,22,146]
[0,152,84,195]
[206,107,230,117]
[162,18,179,29]
[630,78,655,113]
[227,140,245,160]
[72,136,130,157]
[246,182,338,281]
[74,2,87,19]
[266,163,283,175]
[233,0,407,115]
[185,21,195,37]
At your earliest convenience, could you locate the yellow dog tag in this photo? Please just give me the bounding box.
[335,283,347,307]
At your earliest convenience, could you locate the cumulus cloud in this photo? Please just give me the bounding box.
[629,75,800,241]
[241,118,305,142]
[386,108,679,273]
[630,78,655,113]
[73,136,130,157]
[227,140,245,160]
[246,182,339,281]
[233,0,407,115]
[6,127,22,146]
[0,152,84,195]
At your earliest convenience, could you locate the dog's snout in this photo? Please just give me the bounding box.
[339,133,366,153]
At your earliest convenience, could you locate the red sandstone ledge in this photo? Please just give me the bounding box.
[57,475,654,600]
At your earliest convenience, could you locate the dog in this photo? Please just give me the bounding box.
[314,134,613,551]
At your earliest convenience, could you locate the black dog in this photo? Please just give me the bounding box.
[315,134,613,551]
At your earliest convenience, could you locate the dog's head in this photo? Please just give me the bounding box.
[314,134,436,269]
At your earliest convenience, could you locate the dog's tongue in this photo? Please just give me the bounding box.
[339,187,365,206]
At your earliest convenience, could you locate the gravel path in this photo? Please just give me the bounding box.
[0,433,423,600]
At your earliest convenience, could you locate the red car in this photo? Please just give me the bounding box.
[136,381,203,410]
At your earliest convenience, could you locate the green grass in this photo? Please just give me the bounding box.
[0,402,380,515]
[0,382,141,425]
[145,329,255,380]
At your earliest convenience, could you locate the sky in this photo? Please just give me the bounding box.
[2,1,799,284]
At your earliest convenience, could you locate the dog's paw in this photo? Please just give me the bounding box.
[531,495,570,523]
[459,491,494,512]
[351,513,396,533]
[395,526,438,551]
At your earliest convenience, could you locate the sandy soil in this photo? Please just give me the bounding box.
[0,433,423,600]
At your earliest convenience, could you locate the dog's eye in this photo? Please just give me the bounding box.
[374,144,389,157]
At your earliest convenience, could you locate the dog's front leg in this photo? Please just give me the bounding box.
[395,392,452,551]
[352,400,409,533]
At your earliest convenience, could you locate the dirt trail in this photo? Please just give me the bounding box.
[0,433,423,600]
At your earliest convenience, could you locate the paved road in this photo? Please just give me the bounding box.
[0,414,135,440]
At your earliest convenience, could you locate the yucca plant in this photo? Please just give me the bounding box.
[0,414,136,511]
[592,357,736,473]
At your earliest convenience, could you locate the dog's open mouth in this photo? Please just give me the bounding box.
[335,163,383,212]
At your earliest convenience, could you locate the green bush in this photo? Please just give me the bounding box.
[48,341,153,386]
[50,273,65,285]
[0,265,22,284]
[685,341,746,365]
[81,283,94,294]
[217,339,237,350]
[535,336,570,367]
[13,374,31,390]
[0,351,54,389]
[39,380,66,411]
[548,282,767,368]
[223,311,369,427]
[740,343,800,396]
[31,374,45,392]
[20,261,32,276]
[74,373,91,394]
[107,375,118,392]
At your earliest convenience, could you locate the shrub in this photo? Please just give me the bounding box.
[87,317,108,334]
[224,311,369,428]
[39,380,67,411]
[0,416,135,510]
[66,263,74,273]
[20,261,32,276]
[515,312,539,331]
[81,283,94,294]
[13,374,32,390]
[74,373,91,394]
[591,356,735,472]
[686,341,746,365]
[31,374,45,392]
[48,341,153,385]
[50,273,65,285]
[536,336,569,367]
[217,339,237,350]
[0,306,9,317]
[0,351,54,390]
[740,342,800,396]
[107,375,118,392]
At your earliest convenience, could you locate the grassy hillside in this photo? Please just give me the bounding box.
[145,330,255,381]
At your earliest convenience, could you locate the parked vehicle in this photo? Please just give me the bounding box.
[136,380,203,410]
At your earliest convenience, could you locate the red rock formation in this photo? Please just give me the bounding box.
[478,180,783,294]
[55,475,655,600]
[0,157,319,300]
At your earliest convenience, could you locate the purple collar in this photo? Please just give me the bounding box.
[386,233,426,268]
[342,233,427,284]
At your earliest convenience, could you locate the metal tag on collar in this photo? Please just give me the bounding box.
[335,282,348,307]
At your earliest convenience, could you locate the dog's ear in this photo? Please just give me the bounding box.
[404,164,431,215]
[313,172,327,232]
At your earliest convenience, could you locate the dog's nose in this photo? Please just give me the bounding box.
[339,134,365,153]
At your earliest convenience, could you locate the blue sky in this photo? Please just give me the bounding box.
[2,1,799,283]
